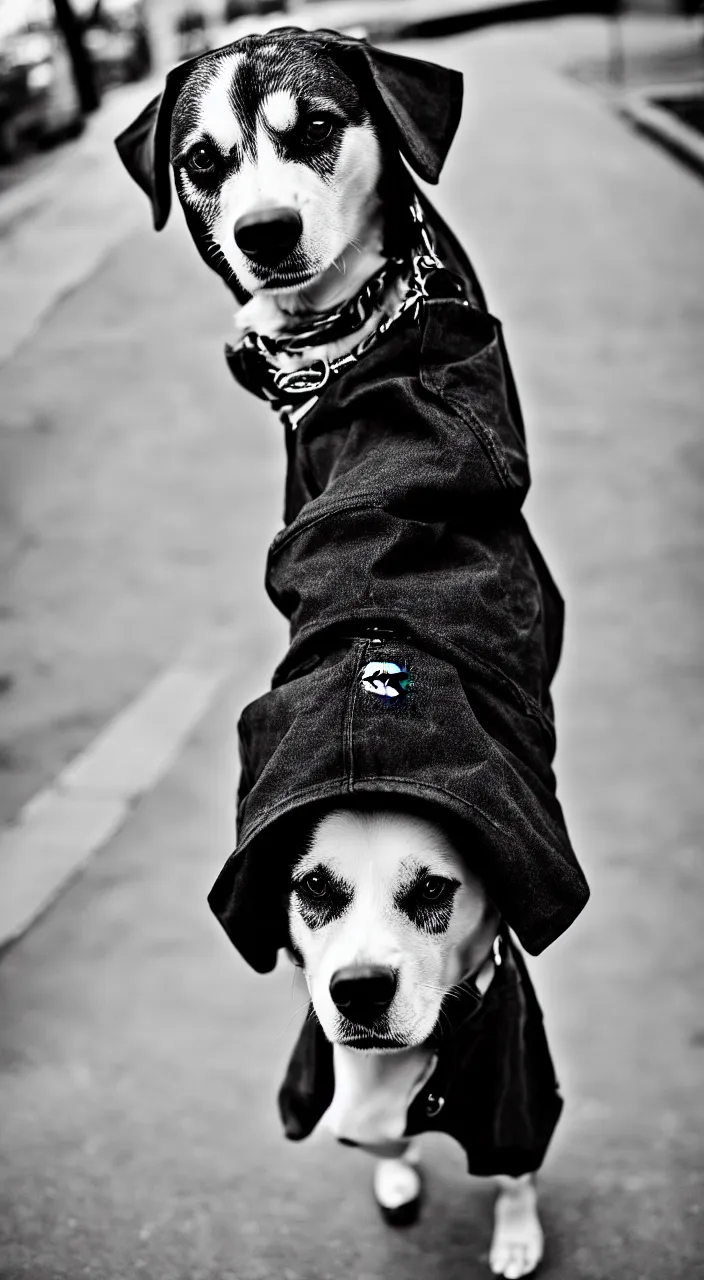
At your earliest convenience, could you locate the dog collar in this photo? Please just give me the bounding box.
[224,198,468,429]
[247,254,406,356]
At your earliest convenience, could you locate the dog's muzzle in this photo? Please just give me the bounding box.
[234,206,303,268]
[329,965,398,1028]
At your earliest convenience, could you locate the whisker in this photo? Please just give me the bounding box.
[274,997,312,1041]
[418,981,461,1001]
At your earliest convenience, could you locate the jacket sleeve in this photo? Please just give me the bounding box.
[268,299,557,728]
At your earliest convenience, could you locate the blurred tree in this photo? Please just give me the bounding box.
[52,0,100,113]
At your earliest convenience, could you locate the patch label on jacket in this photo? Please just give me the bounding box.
[359,661,411,700]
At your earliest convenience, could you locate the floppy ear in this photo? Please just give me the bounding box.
[114,63,191,230]
[333,42,463,184]
[115,93,170,230]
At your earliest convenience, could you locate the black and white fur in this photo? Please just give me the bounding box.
[116,30,547,1277]
[290,809,544,1279]
[172,37,385,305]
[116,30,430,363]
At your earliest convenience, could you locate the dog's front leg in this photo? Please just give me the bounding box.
[356,1138,422,1226]
[489,1173,543,1278]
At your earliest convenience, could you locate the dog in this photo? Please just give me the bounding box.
[287,806,545,1279]
[116,27,589,1279]
[114,24,462,406]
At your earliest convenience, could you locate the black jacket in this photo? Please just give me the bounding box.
[279,932,563,1178]
[208,192,589,973]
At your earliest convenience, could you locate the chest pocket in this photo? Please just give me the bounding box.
[419,299,530,496]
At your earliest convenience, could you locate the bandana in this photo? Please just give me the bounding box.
[224,198,468,429]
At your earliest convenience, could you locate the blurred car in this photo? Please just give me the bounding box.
[223,0,286,25]
[175,5,209,61]
[80,0,152,89]
[0,0,84,160]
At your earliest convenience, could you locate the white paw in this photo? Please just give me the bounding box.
[489,1179,544,1279]
[373,1155,421,1210]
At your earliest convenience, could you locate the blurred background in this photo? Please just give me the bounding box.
[0,0,703,1276]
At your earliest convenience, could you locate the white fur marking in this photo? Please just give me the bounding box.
[373,1154,421,1210]
[490,1176,544,1279]
[325,1045,435,1145]
[199,57,244,154]
[260,90,298,134]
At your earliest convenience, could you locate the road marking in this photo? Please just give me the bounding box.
[0,639,233,950]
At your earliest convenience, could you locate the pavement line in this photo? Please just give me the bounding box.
[0,643,233,950]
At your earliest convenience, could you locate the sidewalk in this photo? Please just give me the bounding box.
[0,79,163,367]
[1,16,703,1279]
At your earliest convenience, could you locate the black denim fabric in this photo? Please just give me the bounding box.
[208,191,589,970]
[279,931,563,1177]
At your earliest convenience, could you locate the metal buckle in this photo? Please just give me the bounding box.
[425,1092,445,1118]
[273,357,330,396]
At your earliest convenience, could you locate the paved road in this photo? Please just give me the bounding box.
[1,18,704,1280]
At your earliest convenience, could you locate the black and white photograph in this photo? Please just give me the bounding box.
[0,0,702,1276]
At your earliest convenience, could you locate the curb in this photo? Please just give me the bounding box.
[390,0,615,41]
[618,84,704,182]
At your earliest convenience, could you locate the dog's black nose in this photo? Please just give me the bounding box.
[329,965,398,1027]
[234,206,302,267]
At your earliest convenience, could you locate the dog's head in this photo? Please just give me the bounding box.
[115,28,462,301]
[288,808,496,1051]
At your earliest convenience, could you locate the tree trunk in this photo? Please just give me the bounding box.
[52,0,100,114]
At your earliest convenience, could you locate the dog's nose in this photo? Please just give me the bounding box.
[233,206,302,267]
[329,965,398,1027]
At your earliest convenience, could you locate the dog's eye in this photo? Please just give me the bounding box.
[397,873,459,934]
[187,145,217,174]
[292,867,352,930]
[304,117,334,144]
[299,871,328,898]
[421,876,452,902]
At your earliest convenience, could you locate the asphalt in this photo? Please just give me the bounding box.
[1,17,704,1280]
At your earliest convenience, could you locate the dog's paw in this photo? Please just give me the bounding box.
[489,1177,544,1279]
[373,1153,422,1227]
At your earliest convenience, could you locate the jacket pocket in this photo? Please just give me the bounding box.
[419,299,530,496]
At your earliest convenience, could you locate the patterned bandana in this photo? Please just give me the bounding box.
[224,198,467,430]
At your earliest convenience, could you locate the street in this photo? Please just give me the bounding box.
[1,15,703,1279]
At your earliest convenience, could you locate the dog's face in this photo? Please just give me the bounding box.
[169,34,383,297]
[288,809,493,1051]
[115,32,463,299]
